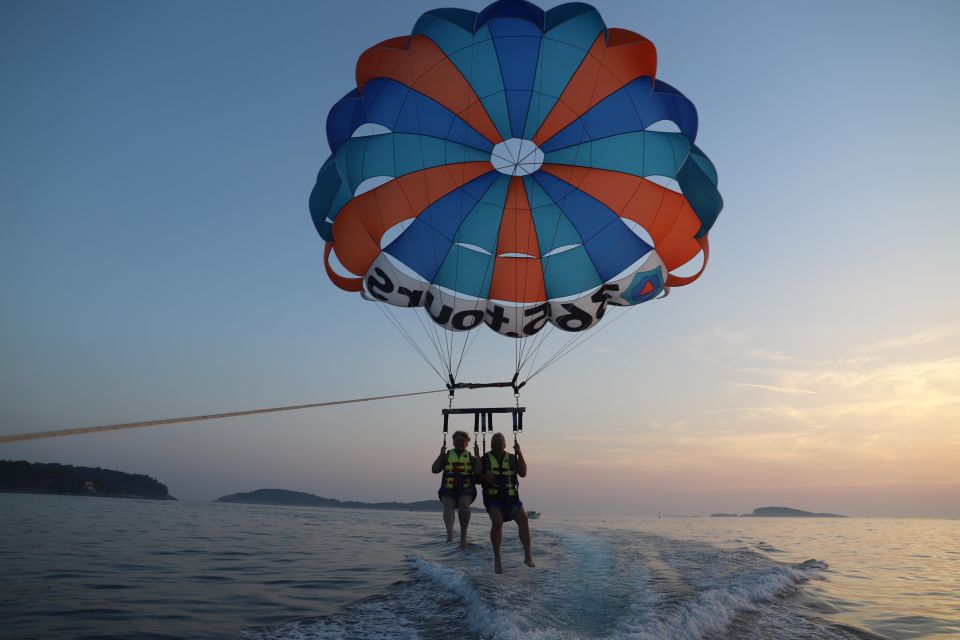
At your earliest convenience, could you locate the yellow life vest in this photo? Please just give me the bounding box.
[484,452,518,497]
[442,450,474,491]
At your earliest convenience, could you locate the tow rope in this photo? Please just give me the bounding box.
[0,389,446,444]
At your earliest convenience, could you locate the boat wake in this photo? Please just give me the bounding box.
[242,529,875,640]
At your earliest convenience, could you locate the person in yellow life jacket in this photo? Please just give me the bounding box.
[480,432,534,574]
[431,430,479,550]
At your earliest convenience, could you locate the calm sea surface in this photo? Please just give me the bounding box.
[0,493,956,639]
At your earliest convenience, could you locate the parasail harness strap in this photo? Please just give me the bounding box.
[441,406,525,453]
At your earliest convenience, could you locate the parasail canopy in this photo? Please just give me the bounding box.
[309,0,723,387]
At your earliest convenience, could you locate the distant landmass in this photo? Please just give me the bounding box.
[217,488,450,512]
[0,460,173,500]
[710,506,848,518]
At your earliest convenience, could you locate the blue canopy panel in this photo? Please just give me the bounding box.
[332,133,490,197]
[487,17,543,139]
[442,27,514,142]
[433,245,496,300]
[433,174,512,299]
[412,2,607,145]
[452,175,511,255]
[325,79,494,154]
[539,78,699,153]
[384,171,501,285]
[412,9,514,144]
[531,171,652,283]
[647,80,699,143]
[524,176,587,254]
[325,88,364,154]
[476,0,546,31]
[543,131,691,180]
[523,176,600,299]
[522,4,606,140]
[309,155,340,241]
[678,144,724,237]
[412,8,478,44]
[321,169,358,236]
[427,175,513,299]
[687,141,719,185]
[541,244,605,301]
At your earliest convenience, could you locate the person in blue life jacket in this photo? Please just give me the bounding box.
[431,430,480,549]
[480,432,534,574]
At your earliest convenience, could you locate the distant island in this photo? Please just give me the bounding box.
[710,506,847,518]
[0,460,173,500]
[217,488,450,512]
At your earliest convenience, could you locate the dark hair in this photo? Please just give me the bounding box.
[491,432,506,443]
[452,430,471,442]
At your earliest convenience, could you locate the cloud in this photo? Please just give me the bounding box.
[742,349,802,363]
[857,325,960,354]
[535,324,960,497]
[729,382,818,395]
[665,326,958,470]
[769,357,960,420]
[684,326,751,360]
[698,324,960,426]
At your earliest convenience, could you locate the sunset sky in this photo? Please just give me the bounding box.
[2,0,957,517]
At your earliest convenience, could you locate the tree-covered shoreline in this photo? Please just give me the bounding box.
[0,460,173,500]
[217,488,449,512]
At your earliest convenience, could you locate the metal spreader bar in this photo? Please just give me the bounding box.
[442,407,526,415]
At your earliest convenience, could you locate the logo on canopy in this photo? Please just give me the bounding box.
[624,269,664,304]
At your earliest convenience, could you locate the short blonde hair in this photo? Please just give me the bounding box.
[452,430,471,442]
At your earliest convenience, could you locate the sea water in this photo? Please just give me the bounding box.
[0,494,956,639]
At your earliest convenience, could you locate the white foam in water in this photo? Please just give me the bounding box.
[244,555,551,640]
[409,557,565,640]
[615,561,827,640]
[409,557,503,634]
[243,530,834,640]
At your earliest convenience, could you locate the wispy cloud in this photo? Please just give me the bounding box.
[857,325,960,354]
[743,349,801,363]
[539,324,960,491]
[771,357,960,418]
[730,382,818,395]
[684,326,751,361]
[644,325,960,478]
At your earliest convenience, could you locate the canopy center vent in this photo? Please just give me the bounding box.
[490,138,544,176]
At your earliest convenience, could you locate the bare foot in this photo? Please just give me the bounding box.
[524,556,536,568]
[446,532,454,543]
[459,539,468,550]
[494,559,504,574]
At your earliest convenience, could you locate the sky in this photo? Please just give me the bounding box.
[1,0,958,517]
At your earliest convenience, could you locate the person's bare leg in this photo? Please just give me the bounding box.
[488,509,504,573]
[441,495,456,542]
[457,494,474,550]
[515,509,535,567]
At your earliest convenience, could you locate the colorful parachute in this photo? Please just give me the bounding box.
[310,0,722,341]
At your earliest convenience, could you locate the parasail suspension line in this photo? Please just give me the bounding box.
[525,304,638,385]
[373,302,448,386]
